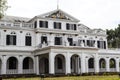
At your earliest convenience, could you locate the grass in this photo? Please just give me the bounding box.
[3,75,120,80]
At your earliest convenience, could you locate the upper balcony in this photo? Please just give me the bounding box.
[0,21,34,29]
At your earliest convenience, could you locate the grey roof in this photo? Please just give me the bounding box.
[0,15,30,22]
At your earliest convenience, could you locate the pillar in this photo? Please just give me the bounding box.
[95,53,99,73]
[106,58,110,72]
[37,19,39,28]
[65,52,71,74]
[49,34,54,46]
[1,55,7,74]
[18,56,23,74]
[35,56,39,75]
[80,53,86,73]
[49,52,55,74]
[116,58,119,72]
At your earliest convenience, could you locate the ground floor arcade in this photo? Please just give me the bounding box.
[0,47,120,75]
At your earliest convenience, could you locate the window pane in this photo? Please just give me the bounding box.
[6,35,10,45]
[55,37,62,45]
[25,36,31,46]
[41,36,47,44]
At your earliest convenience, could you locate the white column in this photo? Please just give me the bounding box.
[106,58,110,72]
[77,57,80,74]
[35,56,39,75]
[86,58,88,73]
[116,58,119,72]
[80,53,86,73]
[95,53,99,73]
[1,55,7,74]
[18,56,23,74]
[65,52,71,74]
[49,34,54,46]
[37,19,39,28]
[49,52,55,74]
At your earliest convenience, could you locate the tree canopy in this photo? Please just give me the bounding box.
[107,24,120,48]
[0,0,8,19]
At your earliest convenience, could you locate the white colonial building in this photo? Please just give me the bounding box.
[0,9,120,75]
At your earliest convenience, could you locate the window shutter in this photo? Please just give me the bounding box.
[104,41,106,49]
[13,35,16,45]
[97,41,100,48]
[6,35,10,45]
[74,24,76,30]
[34,21,37,28]
[54,22,56,29]
[59,23,61,29]
[46,21,48,28]
[66,23,69,30]
[40,21,43,27]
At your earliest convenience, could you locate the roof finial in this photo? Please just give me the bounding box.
[57,0,59,9]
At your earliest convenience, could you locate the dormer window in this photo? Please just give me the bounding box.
[66,23,76,30]
[54,22,61,29]
[39,21,48,28]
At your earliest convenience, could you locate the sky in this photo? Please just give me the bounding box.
[6,0,120,30]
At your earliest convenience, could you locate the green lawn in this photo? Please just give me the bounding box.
[3,75,120,80]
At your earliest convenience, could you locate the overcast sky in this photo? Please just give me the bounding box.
[6,0,120,30]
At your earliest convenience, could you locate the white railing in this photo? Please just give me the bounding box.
[6,69,18,74]
[23,69,34,74]
[88,68,95,72]
[0,22,33,28]
[110,68,116,72]
[100,68,106,72]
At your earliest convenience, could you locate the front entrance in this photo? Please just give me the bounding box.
[39,57,49,74]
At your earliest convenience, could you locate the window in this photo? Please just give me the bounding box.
[66,23,76,30]
[67,38,73,46]
[55,37,62,45]
[34,21,37,28]
[54,22,61,29]
[87,40,95,47]
[41,36,47,44]
[97,41,106,49]
[6,32,16,45]
[39,21,48,28]
[25,33,32,46]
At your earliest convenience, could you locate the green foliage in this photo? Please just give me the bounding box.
[0,0,8,19]
[107,24,120,48]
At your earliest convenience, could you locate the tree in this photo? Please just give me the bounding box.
[107,24,120,48]
[0,0,8,19]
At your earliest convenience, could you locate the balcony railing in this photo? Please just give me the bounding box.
[88,68,95,72]
[0,22,33,28]
[100,68,106,72]
[110,68,116,72]
[6,69,18,74]
[23,69,34,74]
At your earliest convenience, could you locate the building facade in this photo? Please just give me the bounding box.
[0,9,120,75]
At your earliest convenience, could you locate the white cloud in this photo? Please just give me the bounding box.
[6,0,120,29]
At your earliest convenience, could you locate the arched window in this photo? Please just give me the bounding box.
[99,58,106,68]
[7,57,18,69]
[25,33,32,46]
[110,58,116,68]
[88,58,94,68]
[23,57,33,69]
[6,32,16,45]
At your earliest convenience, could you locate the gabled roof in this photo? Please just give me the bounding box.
[0,15,30,22]
[36,9,80,22]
